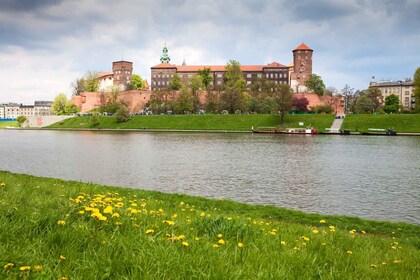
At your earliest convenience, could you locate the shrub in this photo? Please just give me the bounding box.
[16,116,27,127]
[89,114,101,126]
[115,106,130,123]
[310,104,333,114]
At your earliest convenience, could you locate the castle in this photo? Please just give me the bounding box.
[150,43,314,93]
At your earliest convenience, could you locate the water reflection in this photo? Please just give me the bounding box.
[0,130,419,224]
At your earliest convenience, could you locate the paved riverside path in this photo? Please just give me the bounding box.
[328,115,345,132]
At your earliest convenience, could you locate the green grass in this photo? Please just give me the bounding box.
[47,114,335,132]
[0,121,17,128]
[342,114,420,133]
[1,171,419,279]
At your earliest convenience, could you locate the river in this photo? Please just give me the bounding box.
[0,129,419,224]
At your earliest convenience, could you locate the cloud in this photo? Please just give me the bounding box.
[0,0,418,103]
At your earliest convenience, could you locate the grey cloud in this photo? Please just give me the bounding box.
[0,0,65,12]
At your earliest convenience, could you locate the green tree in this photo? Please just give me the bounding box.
[197,68,213,90]
[305,74,326,95]
[366,86,383,110]
[83,71,100,92]
[129,74,145,90]
[51,93,69,115]
[175,89,194,114]
[355,95,376,113]
[169,74,183,91]
[383,94,400,113]
[414,67,420,112]
[188,75,203,112]
[16,116,27,127]
[52,93,79,115]
[273,83,293,123]
[220,60,246,113]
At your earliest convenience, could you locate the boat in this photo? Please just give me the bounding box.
[360,128,397,136]
[251,127,281,134]
[252,126,318,135]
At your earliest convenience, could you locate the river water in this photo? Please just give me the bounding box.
[0,129,419,224]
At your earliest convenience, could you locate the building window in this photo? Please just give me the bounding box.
[217,73,222,78]
[188,74,193,78]
[217,81,222,85]
[257,74,262,78]
[158,81,161,85]
[246,74,252,78]
[266,74,269,78]
[270,74,273,78]
[158,74,161,78]
[247,81,251,85]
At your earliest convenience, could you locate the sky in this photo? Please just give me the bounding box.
[1,0,419,104]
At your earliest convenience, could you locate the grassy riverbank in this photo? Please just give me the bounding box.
[0,121,17,128]
[47,114,335,132]
[342,114,420,133]
[1,171,419,279]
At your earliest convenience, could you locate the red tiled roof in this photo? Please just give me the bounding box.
[152,62,288,72]
[97,72,113,78]
[294,43,312,51]
[151,63,177,69]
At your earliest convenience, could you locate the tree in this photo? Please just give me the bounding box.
[188,75,203,112]
[129,74,146,90]
[355,94,376,113]
[83,71,100,92]
[273,83,293,123]
[383,94,400,114]
[366,86,383,110]
[174,89,194,114]
[169,74,183,91]
[51,93,79,115]
[305,74,326,95]
[16,116,27,127]
[292,97,309,112]
[414,67,420,112]
[197,68,213,90]
[52,93,69,115]
[341,84,355,114]
[70,77,85,96]
[220,60,246,113]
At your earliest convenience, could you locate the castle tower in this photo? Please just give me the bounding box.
[292,43,313,92]
[112,60,133,90]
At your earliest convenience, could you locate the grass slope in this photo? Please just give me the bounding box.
[47,114,335,132]
[1,171,419,279]
[342,114,420,133]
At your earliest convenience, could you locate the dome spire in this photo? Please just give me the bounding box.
[160,43,171,64]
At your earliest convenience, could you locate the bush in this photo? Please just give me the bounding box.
[115,106,130,123]
[89,114,101,126]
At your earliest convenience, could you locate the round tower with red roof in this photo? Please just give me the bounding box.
[291,42,313,92]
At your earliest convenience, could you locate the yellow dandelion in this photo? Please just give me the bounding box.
[382,262,387,266]
[172,214,178,218]
[361,230,366,234]
[112,213,120,218]
[393,260,401,264]
[280,241,286,246]
[347,250,353,254]
[227,217,233,221]
[349,229,356,234]
[57,220,66,225]
[19,266,31,271]
[146,229,155,234]
[312,229,319,234]
[59,277,68,280]
[217,233,223,238]
[115,221,122,225]
[302,236,310,241]
[391,246,397,250]
[238,242,244,248]
[195,237,200,241]
[218,239,225,245]
[3,263,14,269]
[320,219,326,223]
[370,264,377,268]
[178,235,185,240]
[199,212,205,217]
[180,201,185,206]
[163,220,175,226]
[293,246,299,250]
[34,265,42,271]
[99,215,107,221]
[270,231,276,235]
[213,244,219,248]
[59,255,66,260]
[321,243,326,246]
[103,206,113,214]
[0,182,5,187]
[182,241,189,247]
[78,210,85,214]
